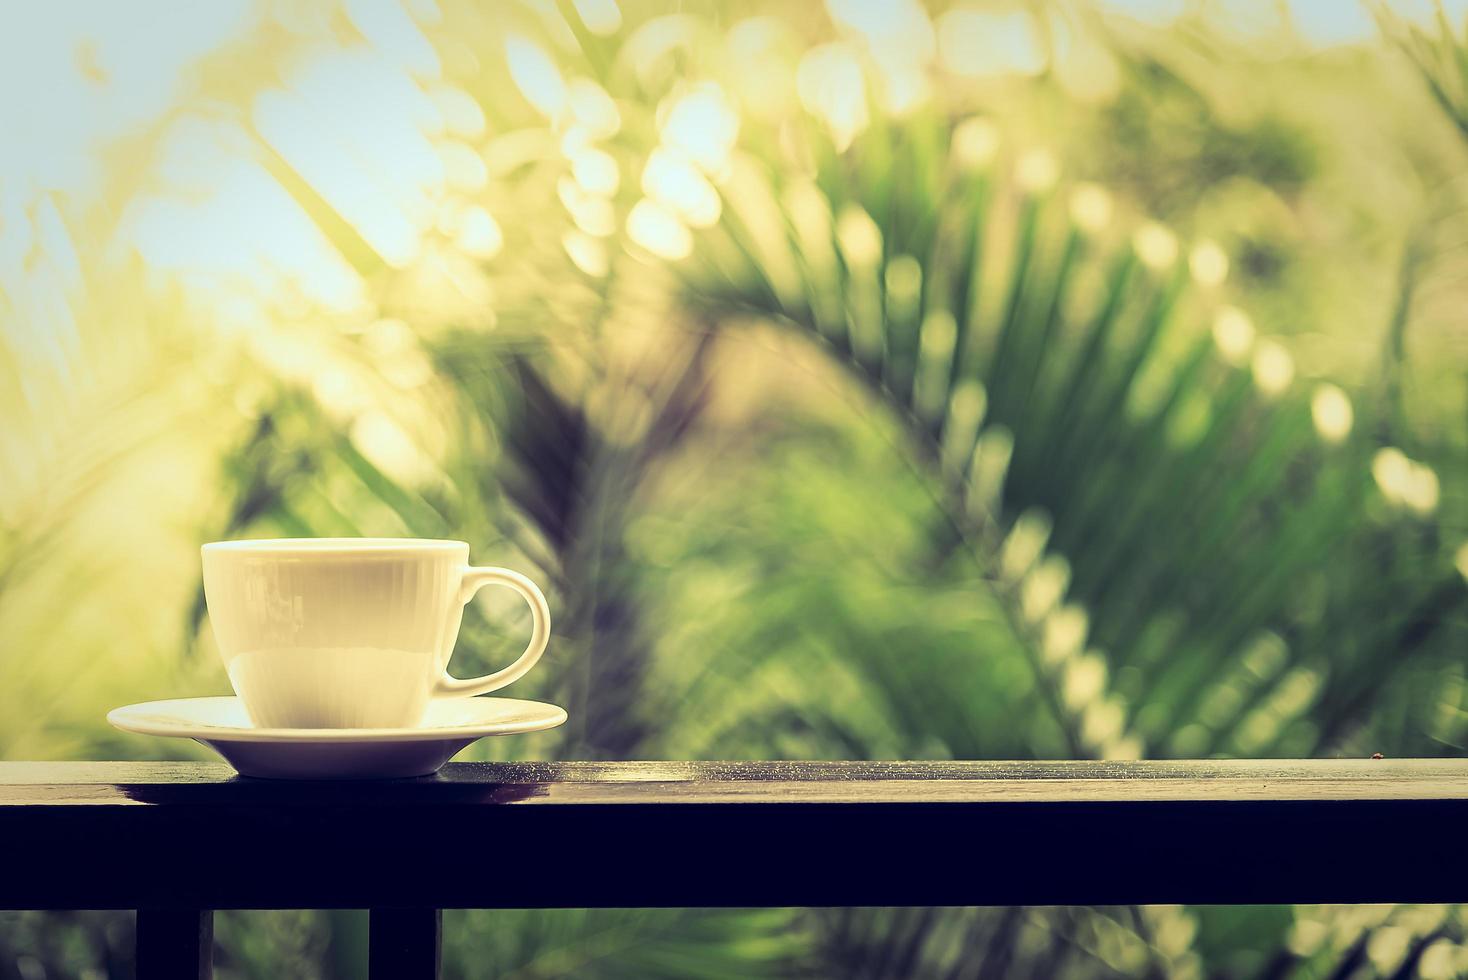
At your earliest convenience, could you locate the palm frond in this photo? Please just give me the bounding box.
[665,102,1466,976]
[677,107,1468,766]
[444,907,809,980]
[1378,0,1468,144]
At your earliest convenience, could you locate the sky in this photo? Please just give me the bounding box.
[3,0,1461,204]
[2,0,1465,327]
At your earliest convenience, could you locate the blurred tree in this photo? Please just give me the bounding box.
[3,0,1468,977]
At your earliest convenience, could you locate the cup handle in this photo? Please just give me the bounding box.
[435,566,551,698]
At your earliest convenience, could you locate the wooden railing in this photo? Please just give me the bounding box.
[3,759,1467,978]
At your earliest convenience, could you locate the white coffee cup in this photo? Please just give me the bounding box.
[201,538,551,729]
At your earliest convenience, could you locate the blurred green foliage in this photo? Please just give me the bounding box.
[2,0,1468,976]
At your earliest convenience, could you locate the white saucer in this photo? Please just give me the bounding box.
[107,696,567,780]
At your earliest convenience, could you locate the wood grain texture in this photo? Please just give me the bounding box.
[5,759,1467,802]
[2,760,1465,909]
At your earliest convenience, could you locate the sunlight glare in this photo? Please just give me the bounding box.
[558,176,617,237]
[1082,696,1126,747]
[251,44,450,266]
[783,180,837,265]
[1372,448,1411,502]
[937,9,1046,78]
[351,409,435,484]
[1132,221,1178,270]
[571,147,621,196]
[827,0,934,113]
[287,46,443,175]
[1418,939,1459,980]
[1015,149,1060,194]
[835,203,883,268]
[951,117,1000,171]
[571,0,622,36]
[1050,15,1122,104]
[1069,183,1113,234]
[941,380,987,474]
[726,18,799,120]
[828,0,932,57]
[642,148,722,227]
[428,86,485,138]
[797,44,868,152]
[1101,0,1185,23]
[913,311,956,422]
[1251,339,1294,396]
[345,0,440,77]
[1104,733,1144,762]
[1062,653,1108,712]
[254,88,423,267]
[312,366,371,417]
[967,426,1012,518]
[1310,383,1353,443]
[660,83,740,175]
[1403,464,1441,515]
[1211,306,1255,365]
[567,78,621,138]
[402,0,440,26]
[1189,240,1229,286]
[885,255,922,310]
[125,116,365,313]
[626,198,693,260]
[1022,555,1070,622]
[364,317,413,357]
[505,35,567,120]
[620,15,699,90]
[1000,511,1050,582]
[438,140,487,191]
[1042,604,1089,667]
[919,309,956,360]
[455,205,503,259]
[0,1,250,195]
[563,229,610,277]
[560,124,594,159]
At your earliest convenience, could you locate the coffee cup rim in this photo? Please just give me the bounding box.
[203,538,469,556]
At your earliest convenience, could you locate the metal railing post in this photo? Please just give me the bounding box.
[136,908,212,979]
